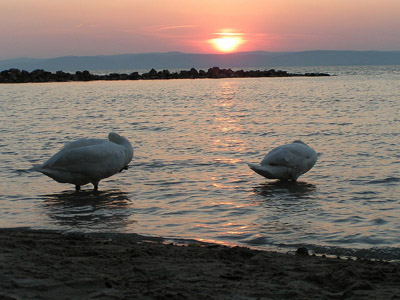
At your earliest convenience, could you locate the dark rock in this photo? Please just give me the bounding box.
[178,70,190,78]
[128,72,140,80]
[81,70,92,81]
[141,68,159,79]
[149,68,157,76]
[199,70,207,77]
[118,73,128,80]
[304,72,330,76]
[107,73,121,80]
[207,67,220,78]
[296,247,309,256]
[189,68,199,78]
[234,69,245,77]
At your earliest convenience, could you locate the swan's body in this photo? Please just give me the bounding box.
[34,132,133,191]
[248,140,317,181]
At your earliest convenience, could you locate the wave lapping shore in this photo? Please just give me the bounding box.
[0,67,330,83]
[0,229,399,299]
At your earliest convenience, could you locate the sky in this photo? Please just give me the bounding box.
[1,0,400,60]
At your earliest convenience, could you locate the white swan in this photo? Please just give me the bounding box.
[34,132,133,191]
[248,140,317,181]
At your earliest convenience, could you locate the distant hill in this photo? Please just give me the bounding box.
[1,50,400,72]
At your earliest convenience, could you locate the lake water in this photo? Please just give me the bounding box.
[1,65,399,260]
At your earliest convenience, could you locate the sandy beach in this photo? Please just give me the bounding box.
[0,228,399,300]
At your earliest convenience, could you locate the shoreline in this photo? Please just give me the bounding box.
[0,67,330,83]
[1,228,399,299]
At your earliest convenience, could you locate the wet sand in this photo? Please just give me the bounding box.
[1,228,399,299]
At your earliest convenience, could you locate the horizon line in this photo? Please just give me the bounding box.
[2,49,400,61]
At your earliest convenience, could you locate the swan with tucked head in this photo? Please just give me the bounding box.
[248,140,317,181]
[34,132,133,191]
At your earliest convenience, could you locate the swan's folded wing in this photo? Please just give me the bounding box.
[261,148,296,167]
[261,144,310,168]
[62,138,107,150]
[42,143,125,174]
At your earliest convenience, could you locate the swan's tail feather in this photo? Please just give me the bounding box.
[248,163,275,179]
[30,164,42,172]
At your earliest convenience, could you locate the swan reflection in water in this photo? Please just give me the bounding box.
[253,180,317,200]
[40,189,135,231]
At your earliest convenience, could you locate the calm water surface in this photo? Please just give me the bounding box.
[1,65,399,259]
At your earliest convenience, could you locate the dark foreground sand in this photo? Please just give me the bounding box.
[1,229,399,300]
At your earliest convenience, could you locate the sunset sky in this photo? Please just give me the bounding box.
[1,0,400,59]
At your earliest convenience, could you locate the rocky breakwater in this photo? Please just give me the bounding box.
[0,67,330,83]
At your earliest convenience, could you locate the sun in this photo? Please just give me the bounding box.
[209,30,244,53]
[211,36,243,52]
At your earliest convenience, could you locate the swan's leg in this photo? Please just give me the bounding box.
[75,185,80,192]
[93,183,98,191]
